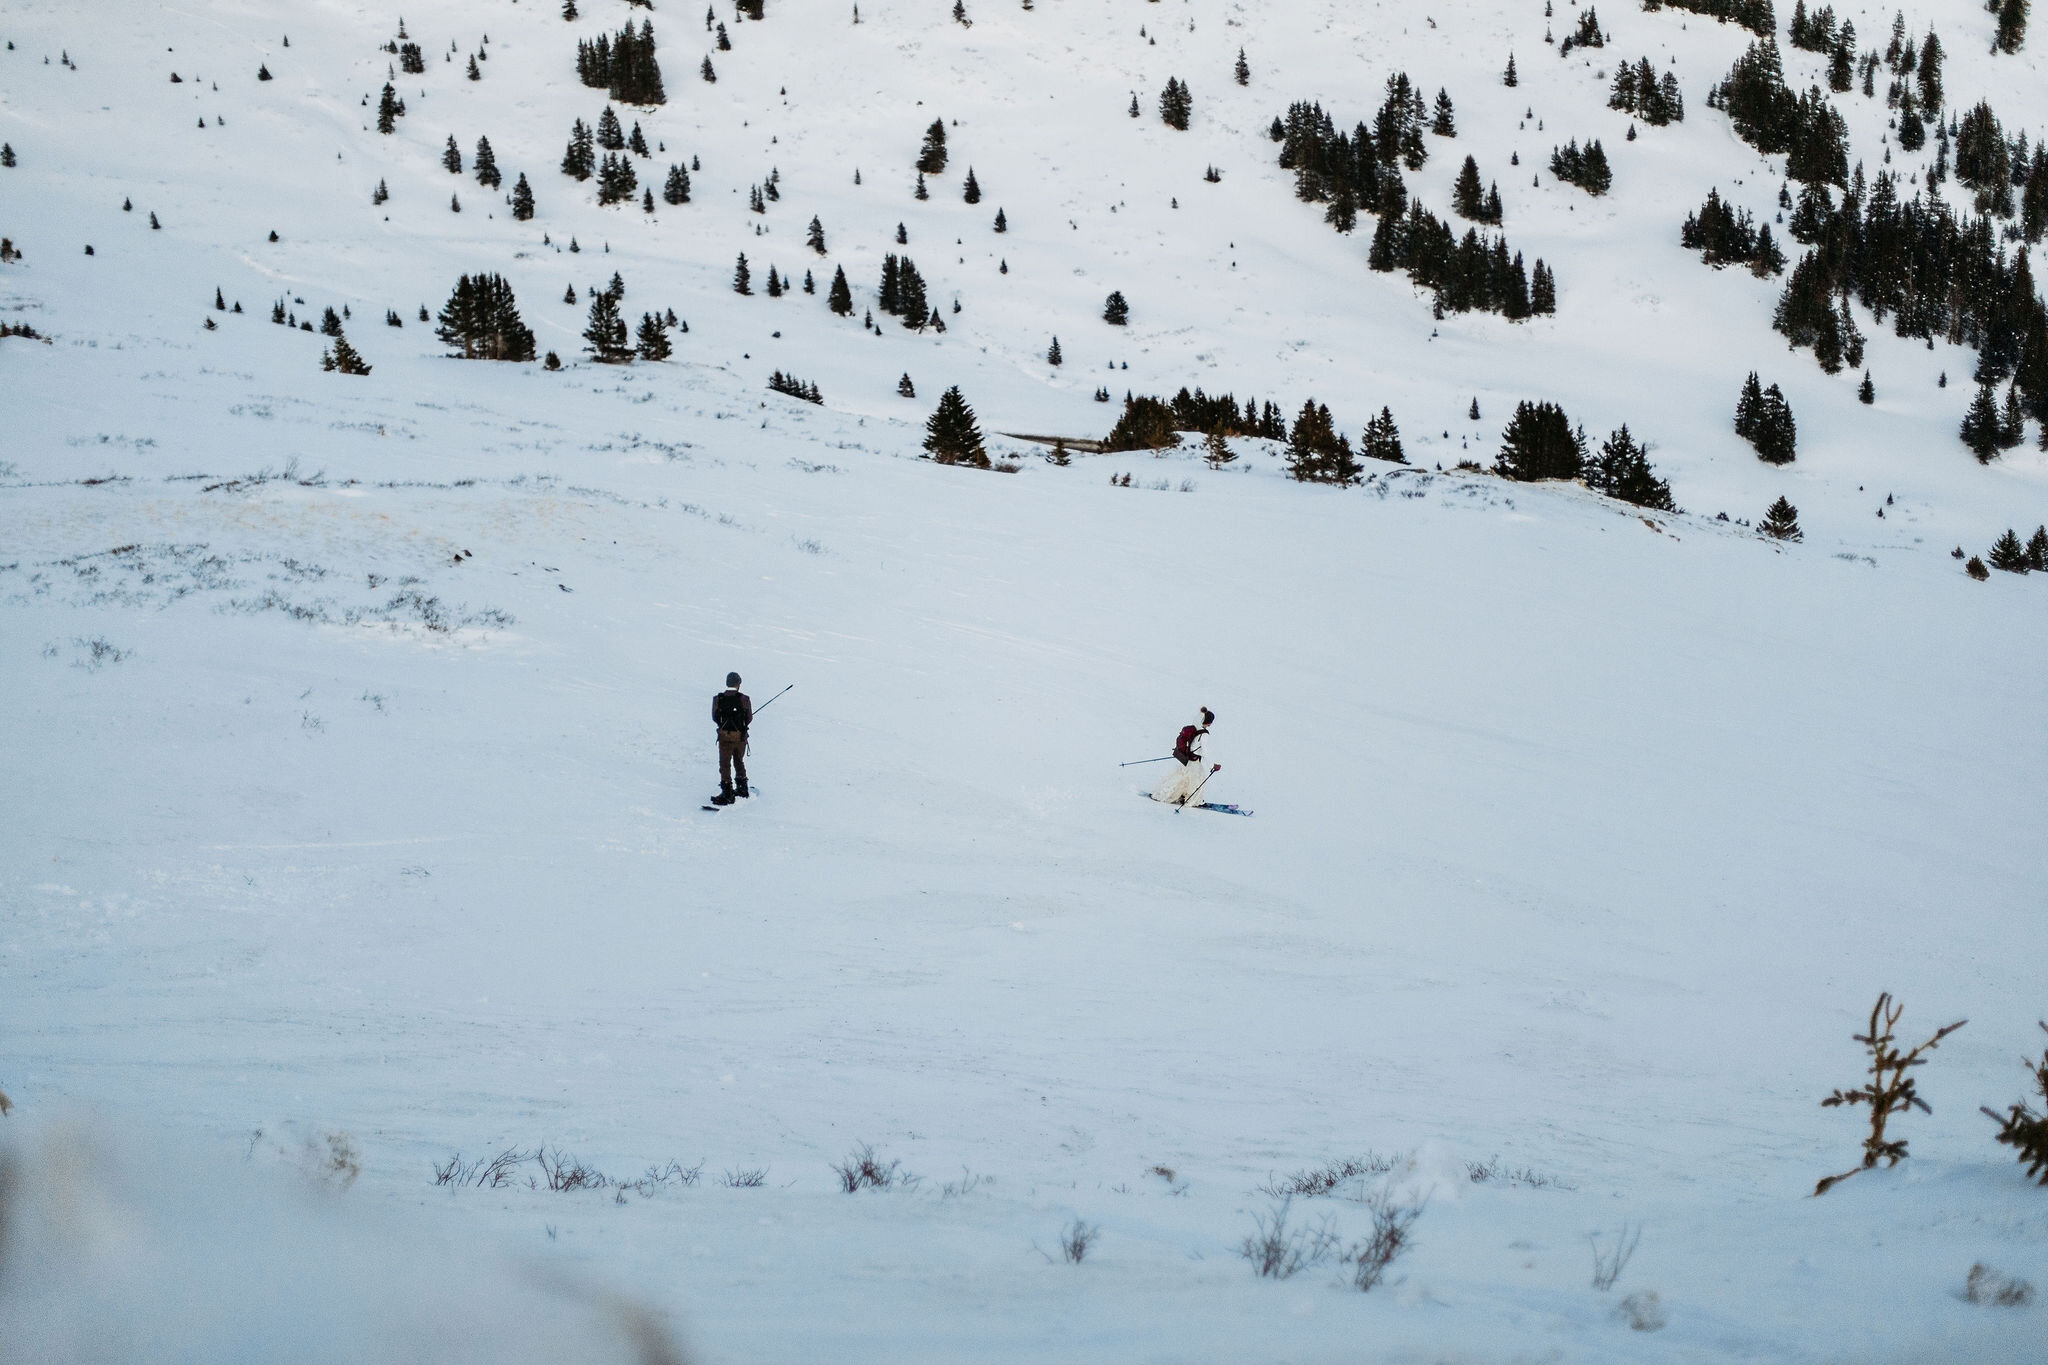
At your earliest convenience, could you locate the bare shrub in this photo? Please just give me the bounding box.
[831,1143,901,1193]
[536,1146,608,1192]
[721,1167,767,1188]
[1466,1155,1572,1189]
[1815,992,1966,1195]
[1060,1219,1098,1264]
[1344,1188,1424,1292]
[1965,1263,2036,1307]
[1589,1223,1641,1291]
[1256,1153,1392,1199]
[938,1169,987,1200]
[1237,1197,1340,1279]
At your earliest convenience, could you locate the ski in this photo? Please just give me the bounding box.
[1142,792,1252,817]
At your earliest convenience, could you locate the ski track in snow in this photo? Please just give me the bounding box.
[2,0,2047,1360]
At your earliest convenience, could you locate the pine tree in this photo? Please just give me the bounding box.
[2000,383,2027,450]
[0,144,14,168]
[1734,371,1765,440]
[827,264,853,315]
[1587,425,1676,509]
[372,176,392,205]
[917,119,948,174]
[766,265,784,297]
[598,106,625,150]
[701,55,716,82]
[467,53,482,80]
[1159,77,1192,130]
[215,286,227,311]
[1753,384,1798,464]
[1987,527,2031,572]
[1204,429,1238,468]
[1503,53,1518,87]
[1452,156,1486,219]
[325,333,372,375]
[664,163,692,203]
[563,0,579,17]
[377,83,402,133]
[321,305,343,336]
[1103,290,1130,325]
[475,137,501,188]
[1759,495,1803,541]
[807,215,827,254]
[1996,0,2030,56]
[963,167,981,204]
[1234,47,1249,86]
[802,269,815,295]
[636,311,671,360]
[2025,525,2048,571]
[914,172,929,201]
[994,207,1007,232]
[444,135,464,174]
[583,290,631,361]
[924,386,989,466]
[897,373,916,398]
[1495,401,1585,481]
[562,119,596,179]
[1362,407,1406,464]
[733,252,752,295]
[434,273,537,360]
[565,284,578,304]
[1432,89,1456,137]
[1858,370,1874,404]
[1530,260,1556,314]
[1960,382,2003,461]
[629,123,650,158]
[1130,94,1142,118]
[499,170,532,219]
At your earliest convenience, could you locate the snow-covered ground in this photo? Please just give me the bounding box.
[3,0,2046,1360]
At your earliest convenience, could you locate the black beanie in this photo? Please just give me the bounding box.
[727,672,741,687]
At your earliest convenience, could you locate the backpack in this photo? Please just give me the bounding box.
[1174,725,1201,763]
[713,691,748,731]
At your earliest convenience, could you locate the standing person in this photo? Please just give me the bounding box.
[1152,707,1219,807]
[711,672,753,805]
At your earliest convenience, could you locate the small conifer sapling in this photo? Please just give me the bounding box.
[1815,993,1965,1195]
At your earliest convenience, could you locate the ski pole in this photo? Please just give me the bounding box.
[752,684,794,716]
[1176,763,1221,812]
[1120,755,1176,767]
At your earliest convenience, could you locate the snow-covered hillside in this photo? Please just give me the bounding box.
[3,0,2047,1360]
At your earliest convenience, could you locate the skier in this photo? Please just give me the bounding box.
[711,672,752,805]
[1152,707,1220,807]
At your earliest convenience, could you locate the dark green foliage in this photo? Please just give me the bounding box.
[916,119,947,174]
[583,290,631,362]
[1361,408,1406,464]
[733,253,752,295]
[1235,48,1249,86]
[1159,78,1192,130]
[628,123,650,158]
[561,119,596,180]
[1826,23,1855,93]
[1586,425,1676,509]
[597,106,625,150]
[876,254,928,326]
[1103,290,1129,325]
[768,370,822,404]
[1104,396,1180,451]
[577,20,665,104]
[636,311,671,360]
[806,215,826,253]
[323,333,371,375]
[2028,525,2048,571]
[1502,53,1517,87]
[376,83,403,134]
[664,163,691,204]
[474,137,500,189]
[320,306,343,336]
[963,167,981,204]
[701,56,715,82]
[1047,335,1062,366]
[1759,495,1802,540]
[1772,252,1863,374]
[1569,7,1605,49]
[1735,374,1798,462]
[1916,32,1943,113]
[765,266,784,298]
[1548,139,1612,195]
[1495,401,1585,481]
[1430,89,1455,137]
[1451,156,1500,223]
[1,144,15,169]
[1995,0,2030,55]
[597,151,638,205]
[1982,1024,2048,1184]
[1681,189,1784,273]
[898,373,916,398]
[467,54,482,81]
[827,265,852,315]
[1285,400,1360,484]
[1609,57,1685,125]
[435,274,536,361]
[1530,259,1556,315]
[1815,993,1967,1195]
[994,207,1007,232]
[1642,0,1776,37]
[1961,383,2003,460]
[1987,527,2029,571]
[444,136,464,174]
[1955,103,2013,216]
[924,386,988,466]
[1858,370,1874,404]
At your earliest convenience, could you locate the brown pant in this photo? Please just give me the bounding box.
[718,730,748,792]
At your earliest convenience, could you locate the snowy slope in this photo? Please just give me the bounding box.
[4,0,2048,1361]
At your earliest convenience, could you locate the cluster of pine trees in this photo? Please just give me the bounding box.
[768,370,823,404]
[1735,373,1798,463]
[1548,140,1613,196]
[876,255,931,329]
[1951,102,2048,224]
[1487,403,1677,509]
[1285,401,1364,485]
[1451,157,1503,224]
[1158,77,1192,130]
[1984,526,2048,573]
[1607,58,1685,125]
[1681,189,1786,274]
[1959,379,2036,460]
[576,20,664,104]
[1641,0,1775,37]
[435,274,536,361]
[1102,390,1290,451]
[1709,39,1850,187]
[1275,91,1550,319]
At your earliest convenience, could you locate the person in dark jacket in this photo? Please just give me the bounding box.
[712,672,753,804]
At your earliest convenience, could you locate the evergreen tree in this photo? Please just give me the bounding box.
[733,252,752,295]
[766,265,784,297]
[1495,401,1585,481]
[895,259,928,326]
[321,305,343,336]
[1858,370,1874,404]
[628,123,650,158]
[597,151,638,204]
[2025,524,2048,571]
[827,264,853,315]
[897,373,916,398]
[467,53,482,81]
[807,215,826,253]
[635,311,671,360]
[2002,384,2027,449]
[994,207,1007,232]
[1452,156,1486,219]
[963,167,981,203]
[583,290,631,361]
[802,268,815,295]
[434,273,537,360]
[1103,290,1130,325]
[1234,47,1250,86]
[1285,400,1359,484]
[0,144,13,168]
[1735,371,1766,441]
[1752,384,1798,463]
[1503,53,1518,87]
[1531,260,1557,313]
[924,386,989,466]
[377,83,403,133]
[1996,0,2030,55]
[914,171,929,201]
[563,0,579,17]
[664,163,691,203]
[324,333,372,375]
[1961,382,2003,460]
[373,179,390,205]
[597,106,625,150]
[1204,429,1237,468]
[1047,335,1063,366]
[1587,425,1676,509]
[474,137,501,188]
[562,119,596,179]
[1988,528,2029,571]
[1916,32,1943,113]
[1431,89,1456,137]
[1131,95,1142,119]
[1159,77,1192,130]
[701,55,716,82]
[444,135,464,174]
[1759,495,1803,541]
[917,119,948,174]
[1827,24,1855,92]
[1361,408,1406,464]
